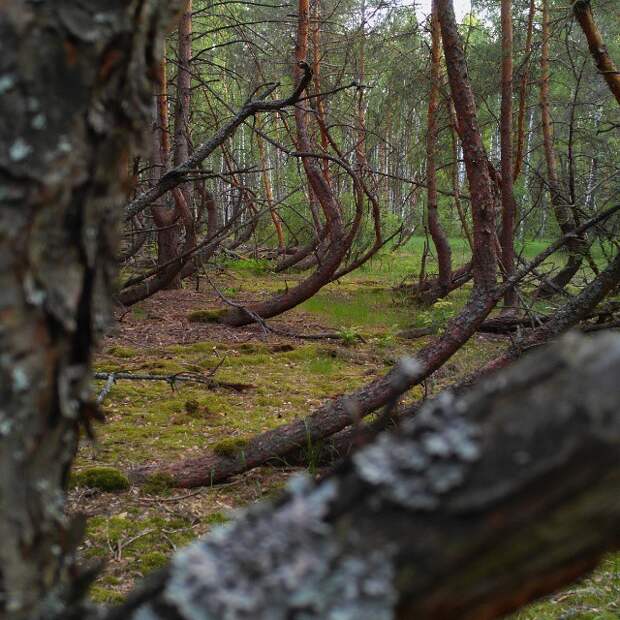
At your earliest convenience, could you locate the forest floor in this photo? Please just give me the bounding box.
[70,238,620,618]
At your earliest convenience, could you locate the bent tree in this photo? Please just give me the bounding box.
[1,2,620,620]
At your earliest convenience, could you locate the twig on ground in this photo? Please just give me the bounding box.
[93,371,253,403]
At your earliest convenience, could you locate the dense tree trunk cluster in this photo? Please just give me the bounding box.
[1,0,620,618]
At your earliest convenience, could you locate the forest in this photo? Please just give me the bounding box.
[0,0,619,618]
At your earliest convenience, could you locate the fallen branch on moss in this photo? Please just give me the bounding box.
[93,371,254,403]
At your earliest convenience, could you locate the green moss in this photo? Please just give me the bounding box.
[94,362,125,373]
[237,342,268,353]
[185,399,199,414]
[138,551,169,574]
[187,309,226,323]
[90,586,125,604]
[212,437,248,458]
[71,467,129,492]
[205,511,230,526]
[141,473,175,495]
[106,345,138,359]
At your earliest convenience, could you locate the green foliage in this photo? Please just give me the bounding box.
[71,467,130,492]
[205,511,230,526]
[138,551,169,573]
[224,257,271,275]
[413,299,457,332]
[338,326,362,346]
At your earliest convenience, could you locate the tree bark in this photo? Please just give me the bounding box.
[499,0,517,309]
[115,333,620,620]
[426,0,453,295]
[437,0,497,294]
[573,0,620,105]
[536,0,586,297]
[0,2,183,618]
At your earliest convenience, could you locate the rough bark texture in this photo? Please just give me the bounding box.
[437,0,497,293]
[573,0,620,106]
[426,0,453,294]
[536,0,586,296]
[499,0,517,309]
[0,2,182,618]
[115,333,620,620]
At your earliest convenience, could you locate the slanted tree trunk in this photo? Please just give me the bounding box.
[536,0,586,297]
[437,0,497,294]
[425,0,453,297]
[573,0,620,105]
[216,0,353,326]
[0,2,183,618]
[118,333,620,620]
[499,0,518,310]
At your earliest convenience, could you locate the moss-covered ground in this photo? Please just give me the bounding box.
[71,238,619,615]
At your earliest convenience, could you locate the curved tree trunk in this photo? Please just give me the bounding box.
[437,0,497,294]
[536,0,586,298]
[216,0,352,326]
[150,57,184,290]
[119,189,196,306]
[573,0,620,105]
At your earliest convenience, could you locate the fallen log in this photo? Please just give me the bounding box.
[108,333,620,620]
[129,209,620,487]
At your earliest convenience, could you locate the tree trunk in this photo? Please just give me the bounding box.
[216,0,352,326]
[437,0,497,294]
[426,0,453,295]
[499,0,517,310]
[513,0,535,181]
[573,0,620,106]
[255,115,286,254]
[0,2,183,618]
[536,0,586,297]
[151,57,184,290]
